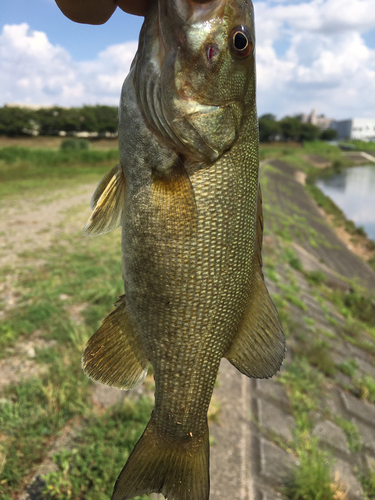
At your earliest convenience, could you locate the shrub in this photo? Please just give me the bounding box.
[60,138,90,151]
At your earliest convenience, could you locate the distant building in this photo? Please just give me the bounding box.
[330,118,375,141]
[300,109,333,130]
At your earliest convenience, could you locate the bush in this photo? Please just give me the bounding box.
[60,139,90,151]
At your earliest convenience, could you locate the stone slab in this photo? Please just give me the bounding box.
[254,378,289,409]
[355,357,375,379]
[259,438,298,486]
[340,391,375,426]
[352,419,375,453]
[333,458,365,500]
[312,420,350,455]
[210,359,253,500]
[321,388,344,416]
[258,399,295,443]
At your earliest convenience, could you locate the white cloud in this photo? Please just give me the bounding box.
[1,0,375,121]
[0,23,137,107]
[254,0,375,119]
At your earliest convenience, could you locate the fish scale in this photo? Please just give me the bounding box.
[123,139,256,437]
[81,0,285,497]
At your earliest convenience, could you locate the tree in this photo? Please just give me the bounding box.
[320,129,337,141]
[259,115,281,142]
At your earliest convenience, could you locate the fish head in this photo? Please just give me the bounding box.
[162,0,256,161]
[135,0,256,163]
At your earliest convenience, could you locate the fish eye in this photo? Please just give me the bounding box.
[230,26,252,58]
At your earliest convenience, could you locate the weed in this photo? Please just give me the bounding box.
[284,435,338,500]
[279,359,323,426]
[335,416,362,453]
[337,359,359,378]
[306,270,327,286]
[360,465,375,500]
[42,398,153,500]
[0,146,118,199]
[0,360,90,497]
[305,340,336,377]
[61,138,90,150]
[303,316,315,327]
[284,248,303,272]
[342,290,375,328]
[266,268,279,283]
[354,375,375,403]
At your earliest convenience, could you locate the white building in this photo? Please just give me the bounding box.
[300,109,334,130]
[330,118,375,141]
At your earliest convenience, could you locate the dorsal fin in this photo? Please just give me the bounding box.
[83,164,125,236]
[224,184,285,378]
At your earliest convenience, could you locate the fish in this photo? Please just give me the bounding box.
[81,0,285,497]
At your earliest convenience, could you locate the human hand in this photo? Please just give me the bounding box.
[55,0,151,23]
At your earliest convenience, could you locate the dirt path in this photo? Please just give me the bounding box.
[0,183,96,268]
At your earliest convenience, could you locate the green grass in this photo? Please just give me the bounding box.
[0,355,91,497]
[278,360,339,499]
[335,416,362,453]
[343,140,375,152]
[284,436,337,500]
[0,146,118,199]
[284,247,303,272]
[337,359,359,377]
[354,375,375,403]
[42,398,153,500]
[0,230,123,351]
[304,340,336,377]
[306,270,327,286]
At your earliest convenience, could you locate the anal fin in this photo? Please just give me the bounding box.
[83,164,125,236]
[82,295,149,390]
[224,185,285,378]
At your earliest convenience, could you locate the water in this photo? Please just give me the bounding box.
[315,165,375,242]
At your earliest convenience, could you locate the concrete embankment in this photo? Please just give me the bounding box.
[209,158,375,500]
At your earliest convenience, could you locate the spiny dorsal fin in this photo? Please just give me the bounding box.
[224,184,285,378]
[83,164,125,236]
[82,295,149,390]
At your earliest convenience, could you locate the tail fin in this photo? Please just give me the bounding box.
[112,415,209,500]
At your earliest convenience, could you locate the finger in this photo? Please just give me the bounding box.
[55,0,117,24]
[116,0,151,17]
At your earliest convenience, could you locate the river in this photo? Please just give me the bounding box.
[315,164,375,242]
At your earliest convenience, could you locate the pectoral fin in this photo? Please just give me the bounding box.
[82,295,149,390]
[83,164,125,236]
[224,185,285,378]
[151,159,197,238]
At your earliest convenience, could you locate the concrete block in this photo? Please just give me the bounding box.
[340,391,375,426]
[333,458,365,500]
[258,399,295,443]
[259,438,297,486]
[255,378,289,408]
[355,357,375,379]
[352,419,375,453]
[312,420,350,454]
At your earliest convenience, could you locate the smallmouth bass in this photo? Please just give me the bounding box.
[82,0,285,497]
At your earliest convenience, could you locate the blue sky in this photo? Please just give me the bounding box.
[1,0,143,60]
[1,0,374,119]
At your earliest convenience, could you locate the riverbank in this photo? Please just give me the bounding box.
[304,161,375,270]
